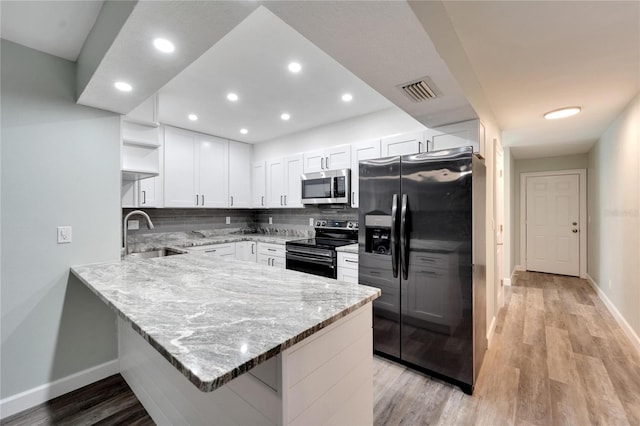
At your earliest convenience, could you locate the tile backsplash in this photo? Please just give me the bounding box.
[123,205,357,235]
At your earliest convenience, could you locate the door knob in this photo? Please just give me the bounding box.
[572,229,578,233]
[572,222,578,226]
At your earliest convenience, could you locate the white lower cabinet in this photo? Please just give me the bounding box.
[257,243,285,268]
[236,241,257,262]
[337,252,359,283]
[189,243,236,257]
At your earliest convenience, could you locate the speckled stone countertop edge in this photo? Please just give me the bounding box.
[70,264,380,392]
[335,243,359,254]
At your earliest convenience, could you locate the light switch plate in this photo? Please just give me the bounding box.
[269,217,273,224]
[57,226,72,244]
[309,218,314,226]
[226,216,231,224]
[127,220,139,230]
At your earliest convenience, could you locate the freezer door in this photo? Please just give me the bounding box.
[399,147,474,386]
[358,156,401,358]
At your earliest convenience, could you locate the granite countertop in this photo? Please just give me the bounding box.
[71,254,380,392]
[336,243,359,254]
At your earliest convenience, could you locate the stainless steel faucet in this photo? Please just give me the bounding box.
[123,210,154,256]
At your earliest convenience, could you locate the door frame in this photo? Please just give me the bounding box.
[520,169,587,278]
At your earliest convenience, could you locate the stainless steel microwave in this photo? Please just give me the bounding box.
[301,169,350,204]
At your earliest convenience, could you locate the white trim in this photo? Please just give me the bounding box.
[0,359,119,420]
[515,264,525,272]
[585,274,640,356]
[486,315,497,348]
[520,169,587,278]
[503,278,512,286]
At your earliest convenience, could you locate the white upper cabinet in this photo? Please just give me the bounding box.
[381,132,426,157]
[198,134,229,208]
[228,142,252,208]
[139,174,162,207]
[266,154,303,208]
[252,161,267,208]
[303,144,351,173]
[425,119,484,157]
[284,154,303,208]
[351,140,381,208]
[164,127,229,208]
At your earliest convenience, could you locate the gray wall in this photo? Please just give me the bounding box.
[512,154,589,267]
[1,40,120,399]
[587,93,639,337]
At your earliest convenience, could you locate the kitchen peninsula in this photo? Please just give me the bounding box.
[71,253,380,425]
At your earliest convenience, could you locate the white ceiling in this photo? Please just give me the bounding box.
[0,0,102,62]
[442,1,640,159]
[2,1,638,158]
[157,7,395,143]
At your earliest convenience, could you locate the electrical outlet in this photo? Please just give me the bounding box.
[226,216,231,225]
[127,220,139,230]
[57,226,72,244]
[269,217,273,225]
[309,217,314,226]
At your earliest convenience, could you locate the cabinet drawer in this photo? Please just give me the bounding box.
[257,242,285,257]
[189,243,236,257]
[337,268,359,284]
[337,252,358,270]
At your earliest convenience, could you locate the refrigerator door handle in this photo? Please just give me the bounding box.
[391,193,399,278]
[400,193,409,280]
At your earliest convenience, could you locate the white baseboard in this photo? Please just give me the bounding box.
[487,315,497,348]
[0,359,119,420]
[515,265,525,272]
[585,274,640,356]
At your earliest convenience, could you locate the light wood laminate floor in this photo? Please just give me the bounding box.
[3,272,639,425]
[374,271,640,426]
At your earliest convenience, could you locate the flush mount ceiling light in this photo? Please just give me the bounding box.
[544,106,581,120]
[188,114,198,121]
[341,93,353,102]
[114,81,132,92]
[153,38,175,53]
[240,128,248,134]
[280,113,290,121]
[288,62,301,73]
[227,93,239,101]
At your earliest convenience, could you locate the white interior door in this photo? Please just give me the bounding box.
[526,174,580,276]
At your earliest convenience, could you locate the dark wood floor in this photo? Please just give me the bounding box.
[3,272,639,426]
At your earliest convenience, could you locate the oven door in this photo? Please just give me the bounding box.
[286,252,337,279]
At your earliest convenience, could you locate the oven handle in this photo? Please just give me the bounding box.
[286,252,336,266]
[286,246,334,258]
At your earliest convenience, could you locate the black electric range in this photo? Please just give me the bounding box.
[285,219,358,279]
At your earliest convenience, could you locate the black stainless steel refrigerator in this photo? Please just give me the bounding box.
[358,146,486,394]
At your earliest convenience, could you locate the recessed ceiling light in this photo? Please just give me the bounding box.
[153,38,175,53]
[227,93,239,101]
[188,114,198,121]
[114,81,132,92]
[240,128,248,134]
[341,93,353,102]
[281,113,290,121]
[544,106,581,120]
[288,62,301,73]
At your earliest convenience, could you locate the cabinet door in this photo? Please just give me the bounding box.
[326,144,351,170]
[252,162,267,208]
[198,135,228,208]
[351,140,381,208]
[236,241,257,262]
[266,159,285,208]
[164,128,197,207]
[228,142,251,208]
[139,176,161,207]
[284,154,303,208]
[271,256,286,269]
[257,253,271,266]
[426,119,480,154]
[337,268,359,284]
[303,149,325,173]
[381,132,425,157]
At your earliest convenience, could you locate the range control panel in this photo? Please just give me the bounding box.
[315,219,359,230]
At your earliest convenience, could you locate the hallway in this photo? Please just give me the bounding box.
[373,271,640,425]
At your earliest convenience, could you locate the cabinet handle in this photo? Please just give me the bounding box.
[267,248,276,252]
[196,194,199,206]
[142,190,146,205]
[352,191,355,204]
[251,244,255,255]
[345,259,358,264]
[268,258,272,266]
[284,195,287,205]
[280,195,283,206]
[418,141,423,153]
[321,157,324,169]
[201,195,205,205]
[261,195,264,206]
[326,156,329,169]
[230,196,234,206]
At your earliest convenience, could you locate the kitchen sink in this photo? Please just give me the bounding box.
[127,248,185,259]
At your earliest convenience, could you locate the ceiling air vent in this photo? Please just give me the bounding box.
[399,78,438,102]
